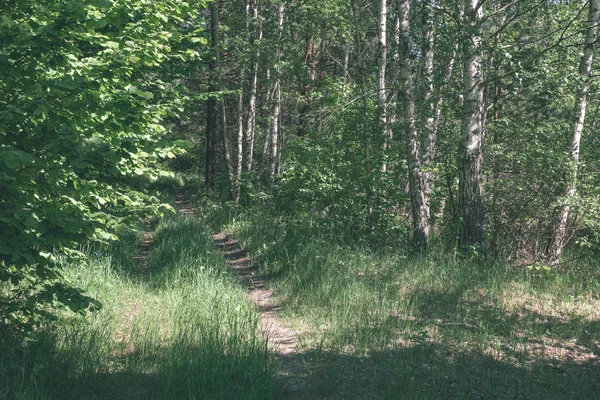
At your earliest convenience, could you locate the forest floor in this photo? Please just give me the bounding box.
[174,189,308,397]
[212,233,308,396]
[206,200,600,400]
[3,185,600,399]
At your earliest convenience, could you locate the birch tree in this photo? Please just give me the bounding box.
[399,0,429,249]
[378,0,389,173]
[547,0,600,265]
[245,0,262,173]
[270,4,284,189]
[420,0,435,215]
[458,0,486,254]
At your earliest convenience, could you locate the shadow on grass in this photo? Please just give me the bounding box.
[406,285,600,353]
[11,337,279,400]
[275,340,599,400]
[262,272,600,398]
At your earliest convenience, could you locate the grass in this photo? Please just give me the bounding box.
[1,213,278,400]
[209,203,600,399]
[3,184,599,399]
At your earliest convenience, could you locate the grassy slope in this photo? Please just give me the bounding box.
[212,204,600,399]
[1,214,278,399]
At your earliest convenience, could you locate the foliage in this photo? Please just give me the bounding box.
[1,214,277,399]
[0,0,206,324]
[212,202,600,399]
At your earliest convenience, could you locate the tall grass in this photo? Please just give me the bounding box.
[1,214,277,400]
[211,204,600,399]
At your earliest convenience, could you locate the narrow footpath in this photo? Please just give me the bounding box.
[173,188,306,396]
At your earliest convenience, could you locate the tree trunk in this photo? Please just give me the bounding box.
[235,86,244,203]
[234,0,251,204]
[245,0,262,173]
[430,42,458,228]
[420,0,435,218]
[205,99,217,188]
[352,0,374,233]
[378,0,389,173]
[458,0,486,254]
[399,0,429,249]
[270,4,284,189]
[548,0,600,265]
[205,2,220,188]
[212,1,234,199]
[489,7,508,259]
[386,3,400,154]
[343,43,350,91]
[220,99,233,198]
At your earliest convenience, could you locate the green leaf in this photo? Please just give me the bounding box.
[173,139,193,149]
[137,91,154,100]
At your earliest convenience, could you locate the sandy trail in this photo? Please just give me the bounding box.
[173,189,306,396]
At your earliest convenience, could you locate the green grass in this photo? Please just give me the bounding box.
[3,189,599,399]
[1,214,278,400]
[211,204,600,399]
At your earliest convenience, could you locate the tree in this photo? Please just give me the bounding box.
[378,0,389,173]
[270,4,285,189]
[205,1,219,188]
[399,0,429,249]
[1,0,205,322]
[245,0,262,173]
[458,0,486,254]
[547,0,600,265]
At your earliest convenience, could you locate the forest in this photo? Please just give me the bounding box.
[1,0,600,398]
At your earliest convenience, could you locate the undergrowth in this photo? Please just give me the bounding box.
[1,214,277,400]
[207,200,600,399]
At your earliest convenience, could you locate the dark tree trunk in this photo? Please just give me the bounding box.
[458,0,486,254]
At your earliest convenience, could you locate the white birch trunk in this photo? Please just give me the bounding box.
[548,0,600,265]
[378,0,389,173]
[245,0,262,173]
[399,0,429,249]
[235,87,244,203]
[421,0,435,218]
[270,4,284,189]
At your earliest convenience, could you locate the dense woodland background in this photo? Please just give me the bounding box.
[2,0,600,398]
[195,0,600,263]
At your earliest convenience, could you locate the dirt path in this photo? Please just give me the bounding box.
[173,189,306,396]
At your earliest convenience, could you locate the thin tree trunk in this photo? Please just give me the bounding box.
[235,86,244,203]
[270,80,281,188]
[211,2,233,199]
[205,2,219,188]
[489,7,508,259]
[220,99,233,198]
[420,0,435,218]
[205,99,217,188]
[352,0,374,233]
[548,0,600,265]
[386,4,400,152]
[430,14,459,229]
[431,42,457,227]
[343,44,350,91]
[399,0,429,249]
[458,0,486,254]
[234,0,251,204]
[270,4,284,189]
[245,0,262,173]
[319,23,327,80]
[378,0,389,173]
